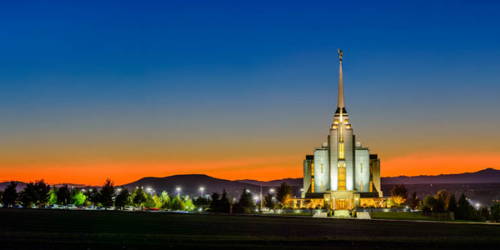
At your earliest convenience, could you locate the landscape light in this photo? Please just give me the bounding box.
[253,195,259,202]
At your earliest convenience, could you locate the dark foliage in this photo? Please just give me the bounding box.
[455,193,474,220]
[99,179,115,208]
[235,188,254,213]
[19,180,51,208]
[407,192,419,209]
[276,182,292,204]
[2,182,18,208]
[209,190,230,213]
[56,185,71,205]
[491,202,500,222]
[390,184,408,200]
[115,188,130,209]
[132,187,147,207]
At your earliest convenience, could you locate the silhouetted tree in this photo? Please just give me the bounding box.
[56,185,71,205]
[448,194,457,214]
[209,192,220,211]
[434,190,451,211]
[276,183,292,205]
[207,191,230,213]
[2,182,18,208]
[264,193,277,209]
[99,179,115,209]
[115,189,130,210]
[479,207,490,221]
[132,187,147,208]
[390,184,408,206]
[235,188,254,213]
[455,193,474,220]
[407,192,419,210]
[20,180,50,208]
[490,202,500,222]
[87,189,101,207]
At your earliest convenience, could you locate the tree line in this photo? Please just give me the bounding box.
[0,179,195,211]
[390,184,500,221]
[0,180,294,214]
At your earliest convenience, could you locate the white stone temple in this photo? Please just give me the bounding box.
[300,50,383,213]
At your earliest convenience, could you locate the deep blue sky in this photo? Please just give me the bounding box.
[1,0,500,183]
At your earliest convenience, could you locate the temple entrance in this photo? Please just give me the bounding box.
[336,199,348,210]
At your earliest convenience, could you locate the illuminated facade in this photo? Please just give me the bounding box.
[299,50,383,213]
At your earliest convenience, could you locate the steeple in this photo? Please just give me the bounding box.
[335,49,347,115]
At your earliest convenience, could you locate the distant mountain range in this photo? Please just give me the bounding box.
[2,168,499,196]
[381,168,500,184]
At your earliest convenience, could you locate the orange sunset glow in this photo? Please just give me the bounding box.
[1,152,499,185]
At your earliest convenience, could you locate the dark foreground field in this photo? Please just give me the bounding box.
[0,209,499,249]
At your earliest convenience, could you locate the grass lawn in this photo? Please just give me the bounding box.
[370,212,445,221]
[0,209,499,249]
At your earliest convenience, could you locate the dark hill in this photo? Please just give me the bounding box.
[123,174,274,198]
[382,168,500,184]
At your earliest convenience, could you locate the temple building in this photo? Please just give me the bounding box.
[292,50,384,215]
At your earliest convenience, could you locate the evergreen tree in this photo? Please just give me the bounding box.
[235,188,254,213]
[218,190,230,213]
[456,193,474,220]
[56,185,71,205]
[114,189,130,210]
[209,192,220,212]
[2,182,18,208]
[99,179,115,209]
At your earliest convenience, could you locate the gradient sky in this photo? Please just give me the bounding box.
[1,1,500,185]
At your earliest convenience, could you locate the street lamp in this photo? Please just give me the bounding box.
[176,187,182,196]
[475,203,481,209]
[269,188,275,194]
[199,187,205,198]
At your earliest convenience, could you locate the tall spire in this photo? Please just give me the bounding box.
[337,49,344,108]
[336,49,346,114]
